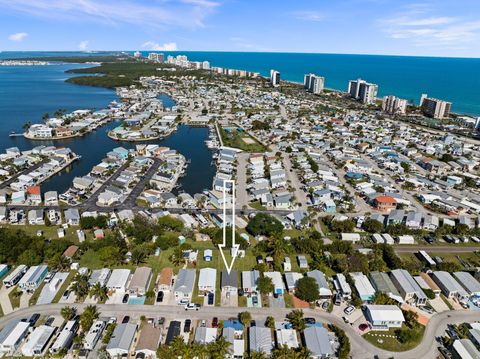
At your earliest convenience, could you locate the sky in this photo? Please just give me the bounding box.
[1,0,480,57]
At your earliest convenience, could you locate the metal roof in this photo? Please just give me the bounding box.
[303,326,333,357]
[106,323,137,352]
[221,269,238,288]
[453,272,480,295]
[174,269,195,294]
[249,326,273,355]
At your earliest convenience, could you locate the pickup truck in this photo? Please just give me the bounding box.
[185,303,201,311]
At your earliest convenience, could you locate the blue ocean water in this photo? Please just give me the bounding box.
[145,51,480,116]
[0,52,215,195]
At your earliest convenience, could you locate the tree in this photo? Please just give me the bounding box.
[373,292,396,305]
[246,213,284,237]
[18,249,42,266]
[239,311,252,327]
[295,277,319,303]
[257,276,274,295]
[272,345,295,359]
[454,223,470,235]
[169,246,185,267]
[362,218,384,233]
[61,306,77,320]
[207,335,231,359]
[80,305,99,331]
[89,282,108,302]
[438,261,461,272]
[249,352,268,359]
[71,274,89,299]
[265,316,275,329]
[130,245,150,265]
[329,219,355,233]
[47,253,70,271]
[286,310,305,330]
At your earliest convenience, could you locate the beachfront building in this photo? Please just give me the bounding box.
[382,95,407,115]
[348,78,378,104]
[420,94,451,119]
[304,73,325,94]
[270,70,280,87]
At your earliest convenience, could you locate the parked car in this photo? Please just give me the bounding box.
[252,296,259,306]
[122,316,130,324]
[212,317,218,328]
[420,306,434,314]
[28,313,40,327]
[359,323,369,332]
[158,317,165,326]
[156,291,164,303]
[321,301,330,311]
[304,318,316,325]
[122,293,129,304]
[334,293,342,306]
[45,316,55,326]
[179,298,189,305]
[344,305,355,315]
[184,319,191,333]
[185,303,200,311]
[207,292,214,305]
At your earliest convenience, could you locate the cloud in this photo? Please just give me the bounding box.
[141,41,178,51]
[0,0,220,29]
[78,40,89,50]
[292,10,326,22]
[8,32,28,41]
[380,6,480,46]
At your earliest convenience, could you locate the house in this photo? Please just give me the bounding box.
[333,273,352,299]
[221,270,238,294]
[106,323,137,358]
[350,272,376,302]
[283,257,291,272]
[64,208,80,225]
[432,271,469,303]
[275,328,299,349]
[156,267,173,292]
[341,233,361,243]
[242,270,259,294]
[84,320,106,350]
[452,339,480,359]
[165,321,181,346]
[198,268,217,294]
[307,270,332,298]
[28,209,44,225]
[106,269,131,292]
[364,305,405,330]
[369,271,403,303]
[303,326,334,358]
[49,319,78,355]
[26,186,41,204]
[390,269,427,306]
[223,326,244,359]
[128,267,152,297]
[453,272,480,297]
[284,272,303,293]
[297,255,308,269]
[174,269,195,302]
[21,325,55,357]
[135,324,161,359]
[264,272,284,295]
[88,269,111,287]
[0,320,30,356]
[194,327,217,345]
[374,195,397,212]
[18,265,48,292]
[249,326,273,356]
[62,245,78,260]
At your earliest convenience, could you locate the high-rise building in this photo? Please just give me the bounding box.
[420,94,452,119]
[133,51,142,58]
[382,96,407,115]
[270,70,280,87]
[348,78,378,104]
[202,61,210,70]
[148,53,164,63]
[304,73,324,94]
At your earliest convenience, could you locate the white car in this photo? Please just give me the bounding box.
[344,305,355,315]
[184,303,200,311]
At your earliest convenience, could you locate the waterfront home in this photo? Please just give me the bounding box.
[128,267,152,297]
[198,268,217,294]
[28,124,53,138]
[26,186,41,204]
[11,191,25,205]
[106,323,137,358]
[364,305,405,330]
[64,208,80,225]
[44,191,58,205]
[174,269,195,303]
[73,176,95,191]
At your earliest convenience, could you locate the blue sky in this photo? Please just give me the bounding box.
[1,0,480,57]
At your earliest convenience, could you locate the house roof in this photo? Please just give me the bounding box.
[136,324,161,352]
[303,326,333,357]
[221,270,238,288]
[107,323,137,352]
[375,195,397,204]
[365,305,405,322]
[159,268,173,286]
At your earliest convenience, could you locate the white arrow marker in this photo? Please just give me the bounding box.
[218,179,239,274]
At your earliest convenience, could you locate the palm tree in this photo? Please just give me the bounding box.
[169,247,185,267]
[272,345,294,359]
[209,335,231,359]
[71,274,89,300]
[60,306,77,321]
[239,311,252,327]
[286,309,305,330]
[169,336,186,357]
[89,282,108,302]
[249,351,268,359]
[265,316,275,329]
[80,305,99,331]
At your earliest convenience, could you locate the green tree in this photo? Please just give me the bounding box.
[286,309,305,330]
[265,316,275,329]
[239,311,252,327]
[89,282,108,302]
[60,306,77,321]
[80,305,99,331]
[246,213,284,237]
[295,277,320,303]
[71,274,90,299]
[256,276,274,295]
[362,218,384,233]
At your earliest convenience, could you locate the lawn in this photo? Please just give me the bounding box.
[8,288,22,310]
[29,282,46,306]
[283,293,293,308]
[219,126,266,152]
[363,325,425,352]
[249,201,267,211]
[3,224,79,243]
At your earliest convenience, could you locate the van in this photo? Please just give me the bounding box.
[334,293,342,306]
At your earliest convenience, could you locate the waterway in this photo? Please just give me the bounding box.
[0,56,215,196]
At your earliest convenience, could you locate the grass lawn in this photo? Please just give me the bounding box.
[219,126,266,152]
[144,271,158,305]
[9,288,22,310]
[238,295,247,308]
[52,271,76,303]
[283,293,293,308]
[29,282,46,306]
[363,325,425,352]
[3,224,79,243]
[249,201,266,211]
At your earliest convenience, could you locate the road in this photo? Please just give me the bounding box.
[235,152,249,209]
[0,159,47,190]
[122,158,162,208]
[1,303,476,358]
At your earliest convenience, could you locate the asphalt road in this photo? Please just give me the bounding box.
[0,303,477,359]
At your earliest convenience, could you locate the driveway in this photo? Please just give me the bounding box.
[220,290,238,307]
[269,295,286,308]
[0,286,14,314]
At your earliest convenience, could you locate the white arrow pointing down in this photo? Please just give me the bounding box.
[218,179,239,274]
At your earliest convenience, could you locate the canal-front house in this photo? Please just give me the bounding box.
[113,147,130,160]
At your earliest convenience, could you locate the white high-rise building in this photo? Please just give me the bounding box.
[133,51,142,58]
[382,96,407,115]
[270,70,280,87]
[348,78,378,104]
[420,94,452,119]
[202,61,210,70]
[304,73,324,94]
[147,53,164,63]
